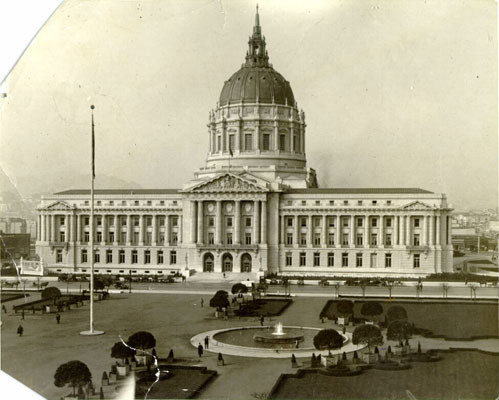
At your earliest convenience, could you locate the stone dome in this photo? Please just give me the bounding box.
[219,66,295,106]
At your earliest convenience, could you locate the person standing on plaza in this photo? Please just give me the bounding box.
[2,305,7,313]
[200,298,204,308]
[260,315,264,326]
[21,310,25,320]
[17,325,24,337]
[197,343,203,357]
[56,313,61,324]
[204,336,209,349]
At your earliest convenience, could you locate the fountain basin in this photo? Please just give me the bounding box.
[253,328,304,344]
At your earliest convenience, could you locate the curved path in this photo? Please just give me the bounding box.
[191,326,366,359]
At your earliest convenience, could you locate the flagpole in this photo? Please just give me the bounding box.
[81,105,104,336]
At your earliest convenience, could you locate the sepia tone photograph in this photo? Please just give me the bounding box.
[0,0,497,399]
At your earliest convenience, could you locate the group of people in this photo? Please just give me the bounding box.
[15,312,62,338]
[197,335,210,357]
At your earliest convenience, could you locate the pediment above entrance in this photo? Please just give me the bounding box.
[184,173,268,193]
[401,201,434,211]
[43,201,73,211]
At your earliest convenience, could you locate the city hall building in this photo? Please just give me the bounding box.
[36,11,453,278]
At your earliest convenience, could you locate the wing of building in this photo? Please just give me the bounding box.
[36,9,453,278]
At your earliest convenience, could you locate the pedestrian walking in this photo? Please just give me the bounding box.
[197,343,203,357]
[21,310,25,320]
[200,298,204,308]
[56,313,61,324]
[2,305,7,313]
[204,336,209,349]
[260,315,264,326]
[17,325,24,337]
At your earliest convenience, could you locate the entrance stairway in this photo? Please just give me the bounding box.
[187,271,259,283]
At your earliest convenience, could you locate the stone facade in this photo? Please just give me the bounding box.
[35,9,453,278]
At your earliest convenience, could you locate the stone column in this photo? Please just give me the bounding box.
[126,214,132,245]
[50,214,56,242]
[447,215,452,246]
[197,200,204,245]
[307,215,313,246]
[349,215,355,246]
[102,214,107,244]
[216,200,223,245]
[40,213,45,242]
[261,201,267,244]
[68,214,74,242]
[400,216,406,247]
[436,215,441,245]
[364,215,369,248]
[165,215,171,245]
[336,215,341,248]
[152,215,157,246]
[379,215,384,246]
[294,215,299,246]
[234,200,241,245]
[178,215,183,243]
[322,215,327,247]
[422,215,428,246]
[429,215,434,246]
[76,215,81,242]
[253,200,260,245]
[139,215,145,245]
[406,215,411,246]
[280,215,285,244]
[393,215,399,246]
[190,201,197,244]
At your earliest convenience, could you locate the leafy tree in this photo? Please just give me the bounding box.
[42,286,62,301]
[210,290,229,311]
[386,305,408,324]
[352,324,383,353]
[231,283,248,294]
[54,360,92,396]
[127,331,156,351]
[336,300,354,317]
[360,301,383,320]
[313,329,344,351]
[387,320,413,341]
[111,341,135,364]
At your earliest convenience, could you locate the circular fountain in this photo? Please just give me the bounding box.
[253,322,304,345]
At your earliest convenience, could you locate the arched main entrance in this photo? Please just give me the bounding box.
[241,253,252,272]
[222,253,233,272]
[203,253,214,272]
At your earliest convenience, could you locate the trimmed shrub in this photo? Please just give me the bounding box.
[336,300,354,317]
[360,302,383,320]
[111,341,135,364]
[352,324,383,353]
[386,305,408,323]
[313,329,344,351]
[127,331,156,350]
[42,286,62,300]
[387,320,413,341]
[54,360,92,397]
[231,283,248,294]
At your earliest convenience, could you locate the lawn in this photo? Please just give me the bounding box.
[320,299,498,338]
[269,350,499,399]
[0,293,27,303]
[234,298,293,317]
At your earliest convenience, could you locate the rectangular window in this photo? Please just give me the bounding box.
[96,201,101,206]
[313,252,320,267]
[293,135,298,152]
[119,250,125,264]
[328,234,335,246]
[370,253,377,268]
[371,234,378,246]
[170,251,177,264]
[144,250,151,264]
[385,234,392,246]
[343,200,349,206]
[343,218,349,227]
[81,249,88,263]
[157,250,164,264]
[301,217,307,227]
[59,232,65,242]
[159,232,165,244]
[229,134,235,153]
[262,134,270,151]
[299,252,306,266]
[121,218,126,226]
[245,233,252,245]
[97,217,102,226]
[314,234,321,245]
[357,218,363,227]
[287,217,293,227]
[328,217,335,227]
[413,254,420,268]
[132,250,138,264]
[56,250,63,263]
[372,218,377,227]
[208,233,215,245]
[227,217,233,227]
[342,234,349,245]
[146,216,152,225]
[300,234,307,245]
[171,216,178,226]
[385,253,392,268]
[208,217,215,227]
[121,232,127,244]
[279,134,286,151]
[286,233,293,245]
[357,200,363,206]
[328,253,334,267]
[146,232,152,245]
[245,134,253,151]
[342,253,348,267]
[372,200,377,206]
[301,200,307,206]
[414,218,420,228]
[133,232,139,244]
[245,217,252,227]
[171,232,178,245]
[60,217,66,225]
[159,201,165,206]
[226,233,233,245]
[329,200,335,206]
[109,231,115,243]
[96,231,102,242]
[105,250,112,263]
[94,251,100,264]
[356,235,363,246]
[413,234,420,246]
[356,253,363,267]
[134,217,140,226]
[217,136,221,152]
[386,218,392,227]
[286,253,292,266]
[387,200,392,205]
[84,217,90,226]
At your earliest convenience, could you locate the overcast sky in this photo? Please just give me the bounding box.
[0,0,497,210]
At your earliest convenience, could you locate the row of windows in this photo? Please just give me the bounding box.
[285,252,421,268]
[285,233,400,246]
[215,133,300,153]
[82,200,179,207]
[286,216,423,228]
[53,215,180,227]
[285,200,393,206]
[204,233,253,245]
[55,249,178,265]
[56,231,179,245]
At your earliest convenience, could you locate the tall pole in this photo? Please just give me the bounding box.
[80,105,104,336]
